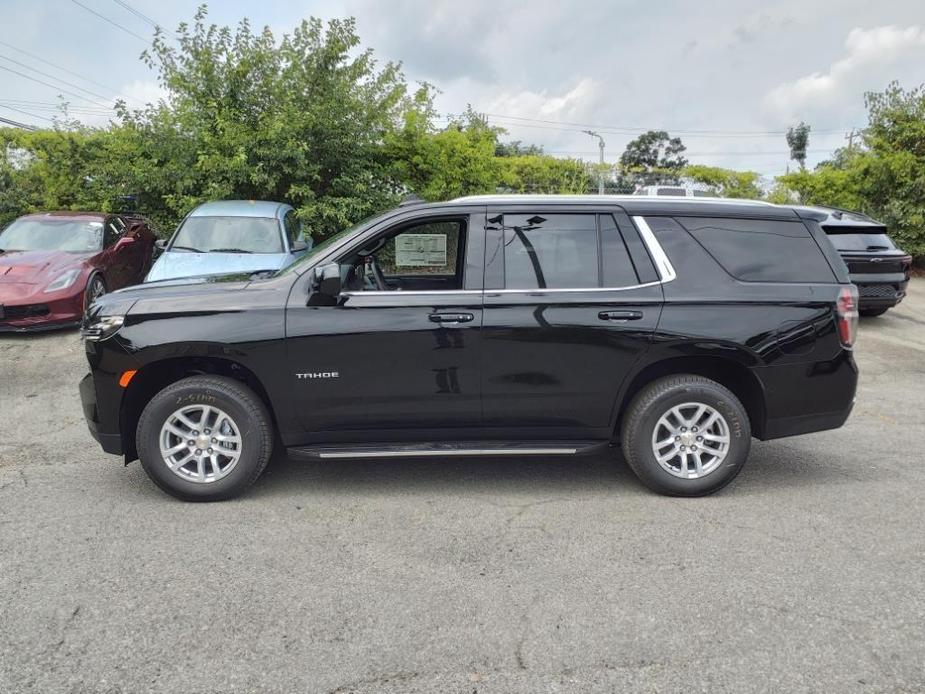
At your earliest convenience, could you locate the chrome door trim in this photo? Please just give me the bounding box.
[632,215,677,283]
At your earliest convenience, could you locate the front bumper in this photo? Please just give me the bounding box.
[79,372,124,455]
[0,293,84,332]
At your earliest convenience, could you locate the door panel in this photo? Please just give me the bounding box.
[481,287,662,432]
[287,292,483,433]
[480,207,663,436]
[285,208,486,438]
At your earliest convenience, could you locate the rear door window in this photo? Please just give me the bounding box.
[501,213,598,289]
[676,216,834,282]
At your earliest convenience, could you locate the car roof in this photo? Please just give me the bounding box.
[188,200,288,219]
[791,205,886,229]
[442,194,799,219]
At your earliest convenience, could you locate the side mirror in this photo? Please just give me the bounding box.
[155,239,167,250]
[291,239,308,253]
[114,235,136,250]
[314,262,342,297]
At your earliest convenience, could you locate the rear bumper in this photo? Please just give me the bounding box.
[762,399,855,439]
[850,274,909,309]
[79,372,124,455]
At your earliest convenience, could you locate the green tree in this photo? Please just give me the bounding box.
[778,82,925,260]
[786,121,811,170]
[497,155,591,194]
[619,130,688,185]
[385,99,501,200]
[682,165,763,199]
[117,7,418,239]
[495,140,545,157]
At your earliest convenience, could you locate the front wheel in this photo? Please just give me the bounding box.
[136,376,274,501]
[620,375,751,496]
[83,274,106,313]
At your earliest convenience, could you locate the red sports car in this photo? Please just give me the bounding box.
[0,211,156,332]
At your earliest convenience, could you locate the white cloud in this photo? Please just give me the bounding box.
[483,78,601,122]
[762,25,925,124]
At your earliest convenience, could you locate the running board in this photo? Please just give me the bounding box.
[288,441,607,460]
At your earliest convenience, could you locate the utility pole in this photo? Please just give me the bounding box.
[582,130,606,194]
[845,128,860,151]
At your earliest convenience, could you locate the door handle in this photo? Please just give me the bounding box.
[429,312,474,324]
[598,310,643,321]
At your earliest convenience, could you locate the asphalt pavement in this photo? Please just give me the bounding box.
[1,281,924,693]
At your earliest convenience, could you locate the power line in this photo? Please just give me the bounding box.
[0,64,117,108]
[540,149,833,157]
[483,113,854,138]
[0,115,38,131]
[70,0,152,43]
[0,39,126,98]
[0,53,114,103]
[0,103,54,124]
[0,100,116,115]
[111,0,159,27]
[0,65,117,106]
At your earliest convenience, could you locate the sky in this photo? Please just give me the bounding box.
[2,0,924,179]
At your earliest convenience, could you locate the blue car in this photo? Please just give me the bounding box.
[146,200,309,282]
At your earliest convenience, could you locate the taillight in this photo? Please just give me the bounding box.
[836,285,859,348]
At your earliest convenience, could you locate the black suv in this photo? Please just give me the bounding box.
[808,206,912,317]
[79,196,859,500]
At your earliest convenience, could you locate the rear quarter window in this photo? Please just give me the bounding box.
[676,216,835,283]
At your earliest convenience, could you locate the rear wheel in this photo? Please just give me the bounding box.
[860,307,888,317]
[136,376,273,501]
[620,375,751,496]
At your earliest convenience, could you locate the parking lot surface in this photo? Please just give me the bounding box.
[1,281,924,693]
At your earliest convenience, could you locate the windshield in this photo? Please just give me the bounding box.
[276,210,393,275]
[824,226,896,252]
[171,216,284,253]
[0,218,104,252]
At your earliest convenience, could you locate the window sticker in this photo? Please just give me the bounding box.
[395,233,447,267]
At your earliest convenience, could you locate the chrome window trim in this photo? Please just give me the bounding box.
[341,289,483,297]
[337,214,676,298]
[632,215,677,283]
[486,283,661,295]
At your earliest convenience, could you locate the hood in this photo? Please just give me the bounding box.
[110,271,255,299]
[145,251,290,283]
[0,249,92,286]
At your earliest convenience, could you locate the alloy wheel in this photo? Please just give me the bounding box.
[651,402,730,479]
[159,404,243,483]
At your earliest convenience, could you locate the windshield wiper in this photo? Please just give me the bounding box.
[210,248,253,254]
[171,245,204,253]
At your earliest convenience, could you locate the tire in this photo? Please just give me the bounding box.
[620,374,751,497]
[136,376,274,501]
[83,274,106,313]
[860,307,888,317]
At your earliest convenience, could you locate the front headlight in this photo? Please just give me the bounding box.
[44,269,82,293]
[81,315,124,342]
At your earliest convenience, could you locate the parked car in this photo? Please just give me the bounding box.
[634,185,713,197]
[145,200,309,282]
[80,195,858,501]
[0,211,155,332]
[804,206,912,317]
